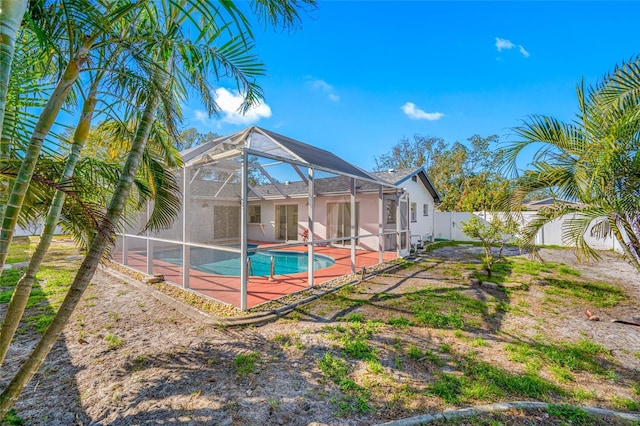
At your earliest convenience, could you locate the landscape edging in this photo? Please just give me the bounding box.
[376,401,640,425]
[103,261,401,327]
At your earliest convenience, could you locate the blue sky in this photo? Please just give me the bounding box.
[183,1,640,173]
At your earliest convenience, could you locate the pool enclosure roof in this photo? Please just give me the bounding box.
[181,126,383,184]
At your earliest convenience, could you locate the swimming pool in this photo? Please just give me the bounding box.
[146,247,335,277]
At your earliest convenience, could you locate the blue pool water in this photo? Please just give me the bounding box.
[148,246,335,277]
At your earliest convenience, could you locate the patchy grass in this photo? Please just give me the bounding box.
[429,352,565,404]
[295,243,636,421]
[506,338,612,380]
[543,278,625,307]
[104,333,124,350]
[1,237,84,333]
[318,352,371,415]
[405,287,488,330]
[233,352,258,376]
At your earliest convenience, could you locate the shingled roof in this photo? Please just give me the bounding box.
[371,167,441,202]
[182,126,381,183]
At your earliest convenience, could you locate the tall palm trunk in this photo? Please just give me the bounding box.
[0,79,99,367]
[0,0,27,139]
[0,89,162,418]
[0,39,91,273]
[0,104,16,227]
[0,0,27,229]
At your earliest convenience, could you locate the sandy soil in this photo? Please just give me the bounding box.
[2,245,640,425]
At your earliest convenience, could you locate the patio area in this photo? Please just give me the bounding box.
[117,245,397,309]
[114,127,409,310]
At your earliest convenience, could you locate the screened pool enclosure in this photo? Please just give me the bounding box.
[113,127,410,310]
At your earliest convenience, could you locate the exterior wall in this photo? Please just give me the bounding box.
[402,177,437,242]
[247,192,383,248]
[247,198,307,242]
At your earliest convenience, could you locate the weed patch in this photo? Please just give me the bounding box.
[318,352,371,415]
[429,353,563,404]
[544,278,625,307]
[506,338,610,376]
[233,352,258,376]
[404,288,487,330]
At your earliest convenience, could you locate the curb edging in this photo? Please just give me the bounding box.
[376,401,640,425]
[103,261,401,327]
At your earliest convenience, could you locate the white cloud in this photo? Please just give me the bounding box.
[214,87,272,125]
[495,37,515,52]
[308,78,340,101]
[194,109,209,125]
[495,37,530,58]
[401,102,444,121]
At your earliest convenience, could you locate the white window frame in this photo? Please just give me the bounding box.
[410,202,417,222]
[248,205,261,223]
[423,203,429,216]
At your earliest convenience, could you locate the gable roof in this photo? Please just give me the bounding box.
[522,197,584,210]
[370,167,441,202]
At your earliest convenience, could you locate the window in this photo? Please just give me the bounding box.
[412,175,417,182]
[423,203,429,216]
[410,202,417,222]
[386,199,396,224]
[327,202,359,245]
[248,205,261,223]
[213,205,240,240]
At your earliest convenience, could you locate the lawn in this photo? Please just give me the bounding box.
[1,239,639,425]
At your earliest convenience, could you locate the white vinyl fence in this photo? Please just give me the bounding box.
[434,211,624,253]
[14,223,63,237]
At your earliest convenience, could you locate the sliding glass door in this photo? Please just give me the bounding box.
[327,202,359,245]
[276,205,298,241]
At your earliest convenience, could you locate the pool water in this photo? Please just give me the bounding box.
[147,247,335,277]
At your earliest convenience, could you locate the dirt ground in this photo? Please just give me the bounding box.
[2,245,640,425]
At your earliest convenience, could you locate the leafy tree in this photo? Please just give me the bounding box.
[461,215,517,279]
[374,134,446,171]
[375,134,509,211]
[0,0,314,418]
[0,0,140,272]
[177,127,218,150]
[503,56,640,272]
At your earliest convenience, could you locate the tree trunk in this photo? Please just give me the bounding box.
[0,104,16,226]
[0,91,161,419]
[0,79,99,367]
[0,0,27,141]
[0,0,27,228]
[612,214,640,273]
[0,40,91,273]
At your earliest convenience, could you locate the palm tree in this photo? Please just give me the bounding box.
[1,21,57,236]
[0,12,186,367]
[504,56,640,272]
[0,0,140,273]
[0,0,28,139]
[0,0,312,417]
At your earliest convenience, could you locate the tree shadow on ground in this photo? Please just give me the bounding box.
[0,272,90,425]
[92,330,343,426]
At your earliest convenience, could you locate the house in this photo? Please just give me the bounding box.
[113,127,438,309]
[522,197,583,211]
[371,167,441,249]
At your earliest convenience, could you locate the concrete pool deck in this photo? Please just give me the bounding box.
[114,245,398,309]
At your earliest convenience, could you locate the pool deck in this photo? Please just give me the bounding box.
[117,244,398,309]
